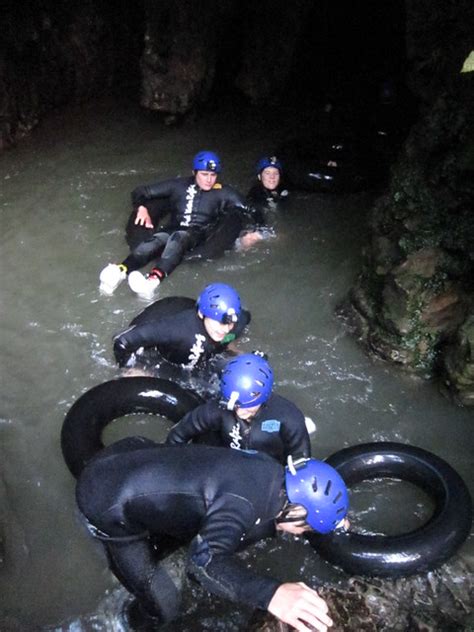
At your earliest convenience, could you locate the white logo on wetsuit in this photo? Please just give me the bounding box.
[185,333,206,369]
[181,184,197,227]
[229,423,242,450]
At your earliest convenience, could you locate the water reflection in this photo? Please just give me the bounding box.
[0,99,472,629]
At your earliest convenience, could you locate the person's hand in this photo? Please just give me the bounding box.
[238,230,263,250]
[268,582,333,632]
[135,205,154,228]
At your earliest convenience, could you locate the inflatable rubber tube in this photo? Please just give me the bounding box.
[307,442,473,577]
[61,377,204,478]
[126,205,244,261]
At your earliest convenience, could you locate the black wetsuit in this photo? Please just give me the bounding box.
[113,296,250,370]
[246,181,289,216]
[76,439,286,622]
[122,177,250,277]
[166,394,310,464]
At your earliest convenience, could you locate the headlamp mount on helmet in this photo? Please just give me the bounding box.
[256,156,283,175]
[196,283,241,324]
[193,151,222,173]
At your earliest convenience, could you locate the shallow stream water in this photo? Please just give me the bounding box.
[0,98,472,630]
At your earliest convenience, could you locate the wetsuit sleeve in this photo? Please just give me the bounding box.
[246,184,270,222]
[186,496,281,610]
[113,323,166,367]
[222,186,247,210]
[220,186,264,226]
[280,408,311,460]
[131,179,176,210]
[166,401,222,444]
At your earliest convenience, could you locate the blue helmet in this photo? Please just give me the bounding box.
[197,283,241,324]
[193,151,222,173]
[256,156,282,175]
[285,457,349,534]
[220,353,274,409]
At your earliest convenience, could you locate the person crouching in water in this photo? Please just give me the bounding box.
[113,283,250,387]
[75,437,349,631]
[166,352,311,464]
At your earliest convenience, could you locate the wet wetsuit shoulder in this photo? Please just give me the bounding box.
[167,394,310,463]
[252,393,310,460]
[131,176,194,209]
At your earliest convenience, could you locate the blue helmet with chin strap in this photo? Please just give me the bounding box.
[220,353,274,410]
[285,457,349,534]
[193,150,222,173]
[197,283,241,324]
[256,155,283,175]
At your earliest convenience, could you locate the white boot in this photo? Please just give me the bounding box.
[128,270,161,299]
[99,264,126,295]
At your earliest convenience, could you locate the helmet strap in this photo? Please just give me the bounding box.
[227,391,239,411]
[287,455,297,476]
[287,455,309,476]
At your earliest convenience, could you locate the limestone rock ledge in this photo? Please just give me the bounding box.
[339,77,474,402]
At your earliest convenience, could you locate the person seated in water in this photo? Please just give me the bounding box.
[238,155,289,250]
[99,151,250,299]
[247,155,289,208]
[76,437,349,631]
[113,283,249,377]
[166,352,311,464]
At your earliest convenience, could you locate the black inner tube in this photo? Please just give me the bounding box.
[61,377,204,478]
[125,202,244,260]
[307,442,473,577]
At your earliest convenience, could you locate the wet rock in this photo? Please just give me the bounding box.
[441,316,474,405]
[247,559,474,632]
[0,1,118,148]
[139,1,224,115]
[340,78,474,388]
[338,0,474,397]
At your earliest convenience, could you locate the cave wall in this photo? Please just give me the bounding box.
[0,0,143,149]
[0,0,316,143]
[341,0,474,404]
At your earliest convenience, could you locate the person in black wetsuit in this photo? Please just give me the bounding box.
[166,353,311,464]
[238,156,289,250]
[99,151,250,299]
[113,283,249,383]
[247,155,289,208]
[75,437,349,631]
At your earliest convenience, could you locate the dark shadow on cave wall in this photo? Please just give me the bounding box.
[208,0,408,125]
[0,0,409,147]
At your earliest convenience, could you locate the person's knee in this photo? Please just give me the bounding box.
[134,233,168,258]
[168,231,191,247]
